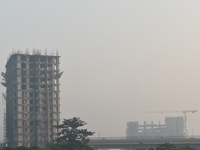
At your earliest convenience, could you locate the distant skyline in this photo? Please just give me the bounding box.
[1,0,200,140]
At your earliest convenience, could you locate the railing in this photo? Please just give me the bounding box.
[89,135,200,140]
[89,135,200,149]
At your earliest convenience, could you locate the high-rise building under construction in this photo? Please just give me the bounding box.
[3,51,62,147]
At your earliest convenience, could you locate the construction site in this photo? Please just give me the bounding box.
[126,110,198,138]
[1,50,63,147]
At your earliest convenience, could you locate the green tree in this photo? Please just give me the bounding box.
[14,146,27,150]
[54,117,95,150]
[148,143,197,150]
[178,146,197,150]
[14,146,43,150]
[148,143,178,150]
[2,147,13,150]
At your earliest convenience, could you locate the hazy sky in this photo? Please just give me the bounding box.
[1,0,200,140]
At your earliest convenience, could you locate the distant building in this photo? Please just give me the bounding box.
[126,117,184,137]
[3,51,61,147]
[165,117,184,136]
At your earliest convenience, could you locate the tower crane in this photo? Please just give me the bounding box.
[142,110,198,135]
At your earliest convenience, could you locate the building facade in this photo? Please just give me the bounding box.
[5,52,61,147]
[165,117,184,137]
[126,117,184,137]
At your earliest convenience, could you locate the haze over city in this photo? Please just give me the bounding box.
[1,0,200,141]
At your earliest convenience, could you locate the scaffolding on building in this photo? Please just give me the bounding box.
[2,93,6,144]
[3,52,62,147]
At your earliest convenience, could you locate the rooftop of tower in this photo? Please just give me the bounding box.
[9,49,59,57]
[6,49,60,64]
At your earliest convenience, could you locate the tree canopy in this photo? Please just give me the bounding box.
[54,117,95,150]
[0,146,42,150]
[148,143,197,150]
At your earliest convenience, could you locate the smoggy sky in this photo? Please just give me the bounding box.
[1,0,200,140]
